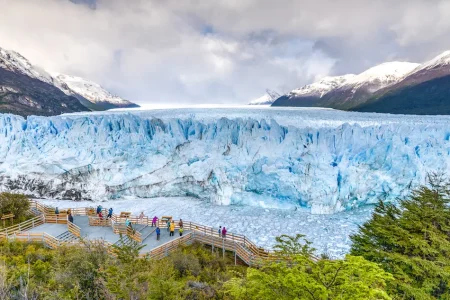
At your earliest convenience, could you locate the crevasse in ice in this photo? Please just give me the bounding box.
[0,108,448,214]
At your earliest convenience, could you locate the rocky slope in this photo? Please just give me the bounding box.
[0,47,139,116]
[0,49,89,116]
[272,62,419,110]
[353,52,450,114]
[54,74,139,110]
[248,90,281,105]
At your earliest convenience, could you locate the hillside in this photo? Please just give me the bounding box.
[0,47,139,116]
[353,75,450,114]
[0,68,89,117]
[272,62,418,110]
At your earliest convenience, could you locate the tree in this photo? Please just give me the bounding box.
[225,235,392,300]
[351,174,450,299]
[0,192,31,224]
[273,234,315,257]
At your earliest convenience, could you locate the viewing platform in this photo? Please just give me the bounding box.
[0,200,283,266]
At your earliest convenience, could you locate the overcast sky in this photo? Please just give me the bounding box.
[2,0,450,105]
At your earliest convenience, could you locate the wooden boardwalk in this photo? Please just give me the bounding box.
[0,200,286,266]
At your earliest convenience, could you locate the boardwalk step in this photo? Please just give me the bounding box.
[114,235,134,247]
[56,231,79,243]
[30,207,42,216]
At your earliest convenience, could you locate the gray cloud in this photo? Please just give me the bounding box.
[1,0,450,105]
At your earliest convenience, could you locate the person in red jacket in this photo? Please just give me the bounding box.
[221,227,227,239]
[98,211,104,220]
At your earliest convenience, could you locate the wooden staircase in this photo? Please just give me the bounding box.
[56,231,79,243]
[113,235,134,247]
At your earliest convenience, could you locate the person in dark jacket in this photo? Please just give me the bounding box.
[218,226,222,237]
[96,205,102,214]
[68,213,74,223]
[156,226,161,241]
[107,208,113,219]
[55,207,59,215]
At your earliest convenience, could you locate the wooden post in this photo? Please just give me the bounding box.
[222,239,225,258]
[234,242,237,265]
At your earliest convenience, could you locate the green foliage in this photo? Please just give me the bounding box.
[224,254,392,299]
[273,233,315,257]
[111,235,144,264]
[0,192,31,225]
[0,240,242,299]
[351,173,450,299]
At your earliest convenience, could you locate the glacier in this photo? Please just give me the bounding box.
[1,107,450,214]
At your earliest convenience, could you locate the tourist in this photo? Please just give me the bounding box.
[156,226,161,241]
[68,213,74,223]
[139,211,145,224]
[179,227,184,236]
[55,207,59,215]
[107,208,113,219]
[222,227,227,239]
[218,226,222,237]
[96,205,102,215]
[98,211,104,220]
[125,217,130,227]
[170,221,175,236]
[178,219,183,228]
[166,219,171,232]
[152,216,158,227]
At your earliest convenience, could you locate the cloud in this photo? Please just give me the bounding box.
[1,0,450,104]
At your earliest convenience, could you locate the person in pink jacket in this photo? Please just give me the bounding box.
[152,216,158,227]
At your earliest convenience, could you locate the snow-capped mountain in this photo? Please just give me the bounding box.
[289,75,356,97]
[249,94,273,105]
[54,74,138,109]
[341,61,419,90]
[248,90,281,105]
[0,46,139,116]
[352,51,450,114]
[273,61,418,109]
[0,47,89,116]
[0,48,54,84]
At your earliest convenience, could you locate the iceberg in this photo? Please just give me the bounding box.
[1,107,449,214]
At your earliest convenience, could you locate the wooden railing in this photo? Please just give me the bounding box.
[143,232,194,259]
[112,222,127,235]
[127,226,142,243]
[25,200,303,266]
[0,215,45,239]
[68,222,81,237]
[43,214,68,224]
[88,216,111,227]
[12,232,60,249]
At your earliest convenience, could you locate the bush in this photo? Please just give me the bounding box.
[0,193,31,224]
[351,174,450,299]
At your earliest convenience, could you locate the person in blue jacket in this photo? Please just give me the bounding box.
[156,226,161,241]
[107,208,113,219]
[96,205,102,214]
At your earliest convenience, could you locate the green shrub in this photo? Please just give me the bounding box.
[351,174,450,299]
[0,192,31,224]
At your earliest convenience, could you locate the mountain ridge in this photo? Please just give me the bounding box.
[271,61,420,110]
[0,47,139,116]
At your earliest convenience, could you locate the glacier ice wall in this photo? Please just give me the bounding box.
[0,110,449,214]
